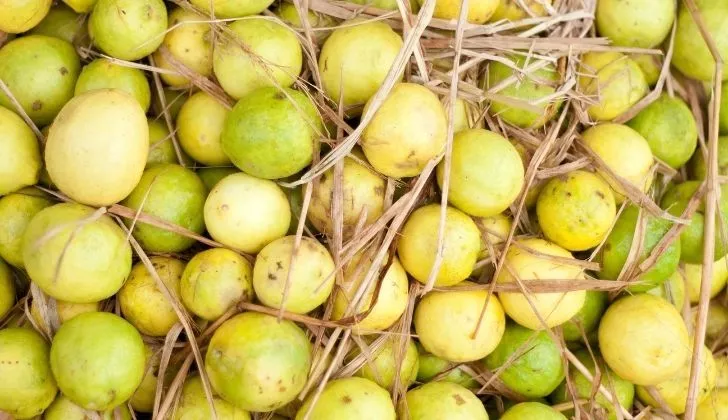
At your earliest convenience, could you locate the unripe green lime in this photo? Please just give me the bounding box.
[50,312,145,410]
[146,119,180,167]
[0,328,57,419]
[416,343,478,388]
[0,35,80,126]
[197,167,239,191]
[74,58,151,111]
[673,0,728,81]
[22,203,132,303]
[89,0,167,61]
[690,136,728,179]
[561,290,608,342]
[222,87,322,179]
[0,107,42,195]
[122,163,206,253]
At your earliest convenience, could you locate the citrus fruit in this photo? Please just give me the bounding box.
[44,395,132,420]
[684,258,728,303]
[0,107,42,196]
[673,0,728,81]
[197,167,239,191]
[349,336,419,390]
[0,188,52,268]
[500,402,567,420]
[176,91,231,166]
[561,290,608,342]
[400,382,488,420]
[414,281,506,362]
[173,374,251,420]
[276,2,338,39]
[578,52,648,121]
[129,343,160,413]
[190,0,274,18]
[153,7,212,87]
[296,377,395,420]
[397,204,481,286]
[146,119,180,167]
[691,136,728,179]
[421,0,499,23]
[496,238,586,329]
[63,0,98,13]
[206,312,312,412]
[596,0,674,48]
[31,299,99,333]
[598,293,689,385]
[490,0,550,21]
[363,83,447,178]
[50,312,145,410]
[645,269,686,310]
[416,344,479,388]
[0,259,14,319]
[696,388,728,419]
[88,0,167,61]
[0,0,52,33]
[74,58,151,111]
[631,53,662,87]
[29,3,86,43]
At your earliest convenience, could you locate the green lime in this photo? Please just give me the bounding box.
[483,322,565,398]
[690,136,728,179]
[29,4,87,44]
[500,402,567,420]
[197,167,239,192]
[627,94,698,169]
[349,337,419,391]
[599,205,681,291]
[74,58,151,111]
[561,291,608,342]
[549,350,635,420]
[416,343,479,389]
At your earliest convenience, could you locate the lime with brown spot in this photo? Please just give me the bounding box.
[400,382,488,420]
[88,0,167,61]
[296,377,395,420]
[153,7,212,88]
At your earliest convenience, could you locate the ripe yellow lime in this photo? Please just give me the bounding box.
[0,108,42,195]
[581,123,654,202]
[705,302,728,341]
[684,257,728,303]
[0,188,52,268]
[495,238,586,329]
[348,336,419,390]
[490,0,550,21]
[537,170,616,251]
[696,388,728,419]
[206,312,312,412]
[485,54,561,128]
[190,0,274,18]
[437,128,524,217]
[636,345,717,414]
[319,20,403,114]
[180,248,253,321]
[673,0,728,81]
[63,0,98,13]
[22,203,132,303]
[173,375,251,420]
[578,52,648,121]
[213,18,302,99]
[0,0,52,33]
[414,281,506,362]
[276,2,338,40]
[296,377,395,420]
[500,402,567,420]
[88,0,167,61]
[598,293,689,385]
[176,91,231,166]
[118,256,185,337]
[46,89,149,206]
[474,213,512,261]
[153,7,212,88]
[30,3,86,43]
[630,53,662,87]
[0,35,80,126]
[146,119,182,167]
[44,395,132,420]
[645,269,686,310]
[31,299,99,334]
[397,204,481,286]
[400,382,488,420]
[421,0,499,23]
[596,0,674,48]
[331,251,409,333]
[362,83,447,178]
[308,153,386,239]
[74,58,151,111]
[0,328,57,419]
[129,343,160,413]
[50,312,146,410]
[253,236,335,314]
[716,355,728,387]
[204,172,291,253]
[0,259,14,320]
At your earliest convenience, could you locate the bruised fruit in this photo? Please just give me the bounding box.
[363,83,447,178]
[253,235,335,314]
[122,163,207,253]
[0,328,57,419]
[45,89,149,206]
[0,35,80,126]
[118,256,185,337]
[153,7,213,88]
[414,281,506,362]
[177,91,232,166]
[22,203,131,303]
[74,58,151,111]
[222,87,322,179]
[50,312,145,410]
[88,0,167,61]
[213,18,302,99]
[206,312,312,412]
[204,172,291,253]
[0,108,42,195]
[180,248,253,320]
[296,377,395,420]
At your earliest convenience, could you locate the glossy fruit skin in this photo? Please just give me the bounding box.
[673,0,728,81]
[31,299,99,335]
[561,290,608,342]
[319,20,403,114]
[296,377,396,420]
[204,172,291,253]
[599,205,681,292]
[153,8,212,88]
[146,119,181,167]
[598,294,689,386]
[631,53,662,87]
[437,128,524,217]
[74,58,151,111]
[50,312,146,410]
[579,52,648,121]
[627,94,697,169]
[363,83,447,178]
[0,328,57,419]
[0,35,80,126]
[190,0,274,18]
[0,107,43,195]
[416,345,479,388]
[253,236,335,314]
[122,163,207,253]
[414,281,506,362]
[596,0,674,48]
[88,0,167,61]
[173,375,251,420]
[205,312,312,412]
[485,55,561,128]
[118,257,185,337]
[496,238,586,330]
[22,203,132,303]
[222,87,322,180]
[45,89,149,206]
[400,382,488,420]
[213,18,302,100]
[537,170,616,251]
[484,322,565,398]
[500,402,568,420]
[397,204,481,287]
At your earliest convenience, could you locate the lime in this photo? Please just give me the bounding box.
[88,0,167,61]
[0,188,53,268]
[690,136,728,179]
[0,0,52,33]
[562,291,608,342]
[645,269,686,310]
[295,377,395,420]
[197,167,239,191]
[416,343,479,389]
[696,388,728,419]
[578,52,648,121]
[420,0,499,23]
[29,3,86,43]
[596,0,674,48]
[349,336,419,390]
[173,375,250,420]
[177,91,232,166]
[153,7,212,88]
[673,0,728,81]
[500,402,567,420]
[400,382,488,419]
[74,58,151,111]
